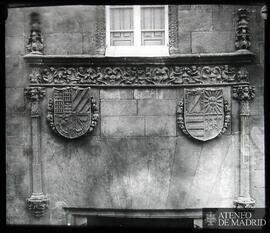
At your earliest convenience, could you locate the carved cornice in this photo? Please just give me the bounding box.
[26,194,49,218]
[235,8,251,51]
[27,65,251,86]
[232,85,255,101]
[23,51,255,65]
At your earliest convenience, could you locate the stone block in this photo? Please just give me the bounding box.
[5,36,25,56]
[44,33,82,55]
[178,10,212,32]
[178,32,191,53]
[6,88,25,115]
[134,88,181,100]
[253,170,265,188]
[190,5,214,11]
[38,6,96,33]
[6,8,25,36]
[145,116,176,136]
[82,33,96,55]
[5,57,26,87]
[191,31,235,53]
[6,117,25,137]
[101,100,137,116]
[100,89,134,99]
[101,116,144,137]
[178,5,191,10]
[252,187,265,207]
[138,100,176,116]
[212,10,234,31]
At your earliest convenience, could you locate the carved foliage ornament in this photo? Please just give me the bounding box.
[232,85,255,101]
[177,88,231,141]
[26,194,49,218]
[47,87,99,139]
[30,66,248,86]
[235,8,251,50]
[24,87,46,116]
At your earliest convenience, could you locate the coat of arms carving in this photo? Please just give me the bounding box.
[47,87,99,139]
[177,88,231,141]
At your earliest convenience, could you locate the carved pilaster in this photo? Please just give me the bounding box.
[26,12,44,54]
[24,87,49,217]
[169,5,179,54]
[232,85,255,208]
[235,9,251,51]
[95,6,106,55]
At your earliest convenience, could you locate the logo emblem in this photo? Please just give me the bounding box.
[177,88,230,141]
[47,87,99,139]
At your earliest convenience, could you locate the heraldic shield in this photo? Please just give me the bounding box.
[184,88,225,141]
[51,87,92,139]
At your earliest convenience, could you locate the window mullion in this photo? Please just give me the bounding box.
[134,5,141,47]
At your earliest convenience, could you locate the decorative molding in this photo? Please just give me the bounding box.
[26,194,49,218]
[235,8,251,51]
[176,88,231,141]
[95,6,106,55]
[47,87,99,139]
[169,5,179,54]
[26,12,44,54]
[28,65,250,86]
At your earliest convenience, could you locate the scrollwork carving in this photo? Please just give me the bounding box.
[30,65,247,86]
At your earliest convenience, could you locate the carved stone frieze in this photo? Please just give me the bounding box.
[26,12,44,54]
[176,88,231,141]
[235,8,251,50]
[26,194,49,218]
[29,65,248,86]
[47,87,99,139]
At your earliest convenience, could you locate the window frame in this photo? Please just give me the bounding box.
[105,5,169,57]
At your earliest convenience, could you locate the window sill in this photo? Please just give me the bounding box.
[105,46,169,57]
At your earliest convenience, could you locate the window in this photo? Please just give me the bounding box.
[106,5,169,56]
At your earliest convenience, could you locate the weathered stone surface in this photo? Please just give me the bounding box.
[253,170,265,188]
[5,36,25,56]
[101,116,144,137]
[82,33,96,55]
[134,89,182,100]
[5,57,26,88]
[178,32,191,53]
[191,31,235,53]
[145,116,176,136]
[6,88,25,115]
[212,10,234,31]
[45,33,82,55]
[101,100,137,116]
[6,8,25,36]
[100,89,134,99]
[178,10,212,32]
[138,100,176,116]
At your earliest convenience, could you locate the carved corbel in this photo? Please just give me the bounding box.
[24,87,49,217]
[235,9,251,51]
[26,12,44,54]
[232,85,256,208]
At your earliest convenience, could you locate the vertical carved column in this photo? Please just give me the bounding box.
[26,12,44,54]
[169,5,179,54]
[233,85,255,208]
[235,8,251,51]
[24,87,49,217]
[95,6,106,55]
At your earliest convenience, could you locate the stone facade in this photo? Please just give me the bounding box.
[6,4,265,225]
